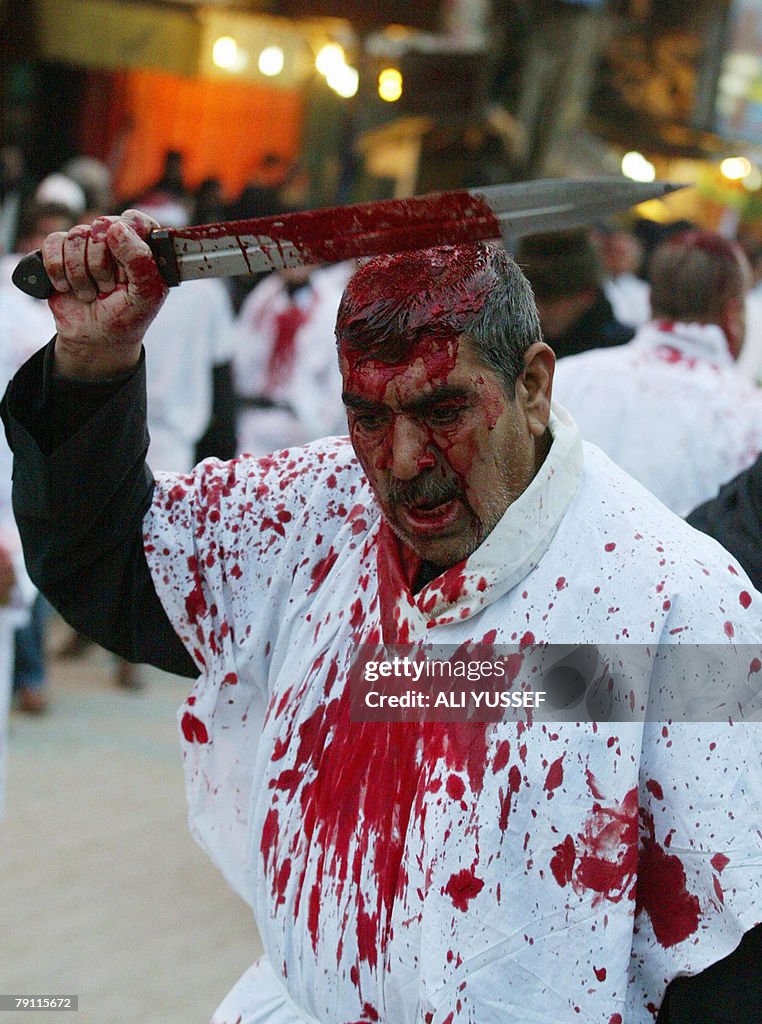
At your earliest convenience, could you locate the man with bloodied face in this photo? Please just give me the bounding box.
[337,247,552,584]
[2,212,762,1024]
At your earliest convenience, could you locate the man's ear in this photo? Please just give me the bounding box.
[719,294,746,360]
[517,341,555,437]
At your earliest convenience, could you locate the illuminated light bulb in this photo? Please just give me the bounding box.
[316,43,346,77]
[621,151,656,183]
[327,64,359,98]
[721,156,752,180]
[378,67,403,102]
[259,46,285,77]
[213,36,238,70]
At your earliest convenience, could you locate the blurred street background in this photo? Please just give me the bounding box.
[0,617,261,1024]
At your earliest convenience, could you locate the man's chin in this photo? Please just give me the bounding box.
[387,515,478,574]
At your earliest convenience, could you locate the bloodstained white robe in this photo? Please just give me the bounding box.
[143,405,762,1024]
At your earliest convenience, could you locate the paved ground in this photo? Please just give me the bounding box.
[0,618,262,1024]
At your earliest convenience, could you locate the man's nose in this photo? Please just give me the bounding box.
[387,415,436,480]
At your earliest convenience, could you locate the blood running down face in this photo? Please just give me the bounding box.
[336,243,555,574]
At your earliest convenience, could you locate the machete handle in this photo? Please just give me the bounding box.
[12,251,54,299]
[11,230,181,299]
[147,229,180,287]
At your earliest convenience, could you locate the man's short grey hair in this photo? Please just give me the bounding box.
[336,242,543,396]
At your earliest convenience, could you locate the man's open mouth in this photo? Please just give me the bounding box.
[398,495,464,534]
[408,497,457,518]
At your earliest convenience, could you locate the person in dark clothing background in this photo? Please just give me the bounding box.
[517,228,634,358]
[687,453,762,598]
[226,152,287,223]
[152,149,188,201]
[226,153,289,313]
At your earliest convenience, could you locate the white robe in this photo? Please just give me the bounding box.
[552,320,762,517]
[0,253,59,364]
[143,278,235,473]
[603,274,651,330]
[232,263,352,458]
[143,405,762,1024]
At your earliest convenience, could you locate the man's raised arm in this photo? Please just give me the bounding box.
[0,211,197,677]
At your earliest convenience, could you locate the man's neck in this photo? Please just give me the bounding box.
[414,561,443,593]
[534,427,553,473]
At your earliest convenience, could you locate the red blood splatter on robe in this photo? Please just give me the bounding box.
[181,711,209,744]
[636,811,700,947]
[444,866,485,912]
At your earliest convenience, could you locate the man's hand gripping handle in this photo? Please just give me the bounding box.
[33,210,169,381]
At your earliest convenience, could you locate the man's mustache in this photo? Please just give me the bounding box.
[387,471,464,509]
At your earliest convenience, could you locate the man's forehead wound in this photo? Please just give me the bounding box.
[338,245,494,345]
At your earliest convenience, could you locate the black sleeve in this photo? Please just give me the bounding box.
[686,455,762,592]
[657,925,762,1022]
[0,340,198,678]
[678,466,762,1018]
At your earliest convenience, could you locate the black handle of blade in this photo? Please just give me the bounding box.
[11,230,181,298]
[12,251,54,299]
[147,229,181,287]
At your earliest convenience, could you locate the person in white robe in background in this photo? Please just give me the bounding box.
[232,262,354,457]
[132,197,237,474]
[553,229,762,517]
[0,201,74,714]
[142,278,236,473]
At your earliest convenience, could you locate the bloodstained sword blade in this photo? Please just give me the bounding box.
[13,178,686,299]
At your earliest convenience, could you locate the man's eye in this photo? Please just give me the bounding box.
[427,405,463,426]
[354,411,387,431]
